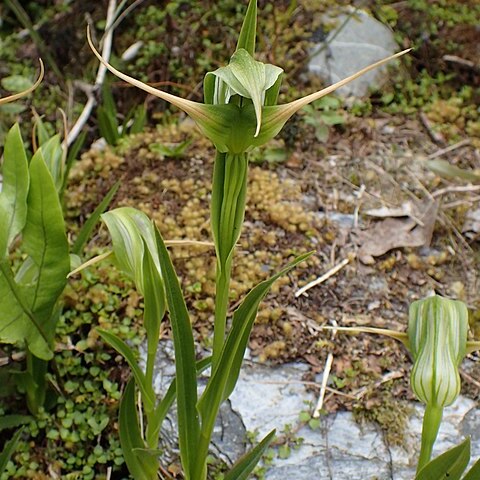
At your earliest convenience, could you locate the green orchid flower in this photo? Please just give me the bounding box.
[87,28,409,155]
[324,294,480,473]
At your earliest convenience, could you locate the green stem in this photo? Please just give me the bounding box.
[26,351,48,415]
[417,403,443,473]
[210,152,248,369]
[212,261,232,363]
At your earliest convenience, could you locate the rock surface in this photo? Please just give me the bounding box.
[146,341,479,479]
[308,9,399,98]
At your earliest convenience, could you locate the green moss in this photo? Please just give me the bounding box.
[353,382,413,446]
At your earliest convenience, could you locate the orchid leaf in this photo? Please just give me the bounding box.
[72,182,120,255]
[196,251,312,468]
[0,427,23,474]
[119,379,159,480]
[236,0,257,55]
[221,251,313,401]
[463,457,480,480]
[0,124,29,258]
[97,329,156,413]
[150,356,212,450]
[142,240,166,408]
[224,429,275,480]
[102,207,161,295]
[415,438,470,480]
[153,225,199,477]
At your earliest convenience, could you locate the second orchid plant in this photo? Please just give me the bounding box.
[85,1,410,478]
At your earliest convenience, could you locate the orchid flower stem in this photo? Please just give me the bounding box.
[211,153,248,369]
[417,404,443,474]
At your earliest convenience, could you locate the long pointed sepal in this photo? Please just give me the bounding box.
[260,48,412,136]
[320,325,409,347]
[87,26,236,150]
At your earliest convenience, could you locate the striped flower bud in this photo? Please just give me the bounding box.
[408,295,468,407]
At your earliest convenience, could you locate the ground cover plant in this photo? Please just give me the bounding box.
[0,0,479,478]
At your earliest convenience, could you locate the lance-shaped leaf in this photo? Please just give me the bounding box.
[463,457,480,480]
[209,49,283,136]
[0,124,29,258]
[409,295,468,408]
[97,329,156,413]
[72,181,120,255]
[224,429,275,480]
[142,240,166,440]
[119,379,159,480]
[415,437,470,480]
[153,225,199,478]
[0,59,44,105]
[236,0,257,55]
[149,356,212,453]
[0,427,23,474]
[194,252,313,477]
[102,207,162,295]
[20,149,70,341]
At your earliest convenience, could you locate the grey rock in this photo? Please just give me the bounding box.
[308,9,399,98]
[230,362,313,437]
[145,342,479,478]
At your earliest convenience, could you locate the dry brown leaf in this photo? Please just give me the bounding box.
[357,200,439,264]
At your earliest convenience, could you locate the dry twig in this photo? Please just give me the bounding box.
[295,254,354,298]
[427,139,471,160]
[66,0,117,146]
